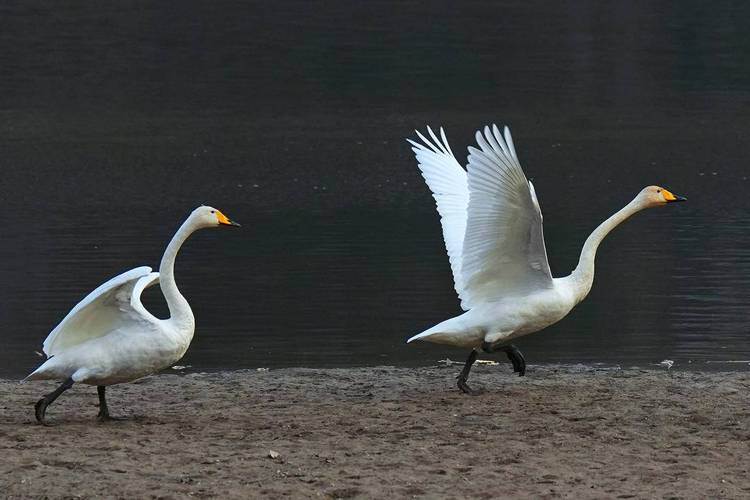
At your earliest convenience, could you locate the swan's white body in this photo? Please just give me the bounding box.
[410,281,579,348]
[26,206,235,386]
[26,267,187,385]
[407,125,682,350]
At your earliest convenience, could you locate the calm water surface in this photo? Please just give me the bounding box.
[1,1,749,377]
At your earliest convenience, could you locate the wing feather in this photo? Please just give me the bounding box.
[42,266,156,357]
[460,125,553,304]
[130,272,161,322]
[408,126,471,309]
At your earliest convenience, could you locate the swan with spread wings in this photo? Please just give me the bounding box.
[407,124,685,393]
[25,206,240,424]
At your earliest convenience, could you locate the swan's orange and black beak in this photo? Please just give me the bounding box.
[216,210,242,227]
[662,189,687,203]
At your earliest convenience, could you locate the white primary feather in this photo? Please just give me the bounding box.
[407,124,553,311]
[42,267,160,357]
[407,126,471,309]
[460,124,553,304]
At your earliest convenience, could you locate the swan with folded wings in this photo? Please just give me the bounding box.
[407,125,685,393]
[25,206,240,424]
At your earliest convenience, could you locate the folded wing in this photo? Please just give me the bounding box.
[42,267,161,357]
[460,125,553,305]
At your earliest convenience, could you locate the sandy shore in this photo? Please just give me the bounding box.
[1,364,748,499]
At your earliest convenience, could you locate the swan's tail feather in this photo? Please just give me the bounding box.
[23,369,44,382]
[23,355,60,382]
[406,312,477,347]
[406,331,429,343]
[406,322,448,343]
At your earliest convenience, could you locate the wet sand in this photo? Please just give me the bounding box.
[1,364,749,499]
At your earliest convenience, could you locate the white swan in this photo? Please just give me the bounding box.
[407,124,685,393]
[25,206,240,423]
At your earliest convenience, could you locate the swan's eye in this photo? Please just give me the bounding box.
[210,210,215,214]
[656,189,661,193]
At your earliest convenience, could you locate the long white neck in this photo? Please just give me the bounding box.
[567,198,645,303]
[159,217,197,330]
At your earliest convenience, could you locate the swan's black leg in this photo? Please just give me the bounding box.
[97,386,125,421]
[502,345,526,376]
[97,386,110,420]
[457,350,480,395]
[481,342,526,377]
[35,377,74,425]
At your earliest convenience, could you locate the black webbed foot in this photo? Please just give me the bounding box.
[481,342,526,377]
[97,413,128,422]
[503,345,526,376]
[456,375,482,395]
[96,385,126,422]
[456,350,481,395]
[35,398,52,426]
[34,377,74,425]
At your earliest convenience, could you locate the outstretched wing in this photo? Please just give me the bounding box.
[460,124,553,305]
[408,126,471,309]
[42,267,161,357]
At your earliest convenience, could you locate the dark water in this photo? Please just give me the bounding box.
[1,1,750,378]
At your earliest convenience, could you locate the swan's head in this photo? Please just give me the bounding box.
[637,186,687,207]
[191,205,241,228]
